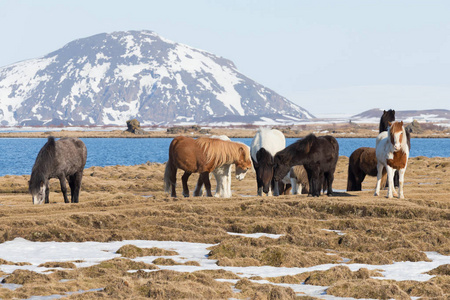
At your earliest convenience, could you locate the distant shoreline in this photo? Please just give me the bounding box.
[0,126,449,139]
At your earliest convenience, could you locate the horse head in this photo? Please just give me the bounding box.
[255,148,274,194]
[389,121,405,152]
[29,175,47,205]
[380,109,395,133]
[235,145,252,180]
[273,152,290,182]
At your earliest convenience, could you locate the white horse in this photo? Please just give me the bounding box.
[374,121,409,199]
[250,128,286,196]
[197,135,249,198]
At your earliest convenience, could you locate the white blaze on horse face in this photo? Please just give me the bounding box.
[32,185,46,205]
[393,131,403,151]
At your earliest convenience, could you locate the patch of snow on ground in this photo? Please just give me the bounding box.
[227,232,284,239]
[0,238,448,299]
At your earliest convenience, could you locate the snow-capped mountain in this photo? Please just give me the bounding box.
[0,30,313,126]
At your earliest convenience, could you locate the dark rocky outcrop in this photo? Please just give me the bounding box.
[126,119,145,135]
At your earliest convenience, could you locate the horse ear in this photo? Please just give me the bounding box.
[400,121,403,126]
[383,110,386,113]
[388,121,392,126]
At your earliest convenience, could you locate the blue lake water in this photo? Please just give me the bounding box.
[0,137,448,176]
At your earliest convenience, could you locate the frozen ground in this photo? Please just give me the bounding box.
[0,237,448,299]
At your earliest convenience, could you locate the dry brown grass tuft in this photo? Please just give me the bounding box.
[116,244,178,258]
[1,269,51,285]
[38,261,77,269]
[427,264,450,275]
[327,279,410,299]
[235,278,297,300]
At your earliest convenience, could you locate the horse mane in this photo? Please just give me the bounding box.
[379,109,395,133]
[293,134,316,155]
[279,134,317,163]
[29,137,56,192]
[196,137,249,169]
[256,148,273,166]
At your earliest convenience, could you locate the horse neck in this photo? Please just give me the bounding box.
[281,147,305,166]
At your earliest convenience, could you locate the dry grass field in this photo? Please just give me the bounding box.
[0,152,449,299]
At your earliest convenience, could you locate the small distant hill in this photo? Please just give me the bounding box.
[351,109,450,123]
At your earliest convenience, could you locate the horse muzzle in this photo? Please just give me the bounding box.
[32,196,44,205]
[236,172,246,181]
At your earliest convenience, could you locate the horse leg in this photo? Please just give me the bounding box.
[58,175,69,203]
[326,171,334,196]
[255,167,263,196]
[181,172,192,197]
[271,177,277,196]
[309,166,321,197]
[45,182,50,204]
[398,167,406,199]
[194,176,204,197]
[374,162,384,196]
[164,162,178,197]
[394,170,400,188]
[199,172,213,197]
[386,166,395,198]
[71,172,83,203]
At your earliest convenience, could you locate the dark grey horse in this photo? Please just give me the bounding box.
[29,137,87,204]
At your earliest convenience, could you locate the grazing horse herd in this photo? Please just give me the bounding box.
[29,110,410,204]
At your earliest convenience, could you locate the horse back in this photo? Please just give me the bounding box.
[169,136,209,172]
[54,138,87,175]
[306,136,339,170]
[251,128,285,160]
[352,147,378,176]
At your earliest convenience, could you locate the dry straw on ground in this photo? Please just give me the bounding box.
[0,151,449,299]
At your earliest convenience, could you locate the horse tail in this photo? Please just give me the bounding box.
[347,161,356,191]
[164,161,173,193]
[164,138,180,194]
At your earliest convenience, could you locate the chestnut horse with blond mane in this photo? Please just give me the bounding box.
[164,136,252,197]
[374,121,409,199]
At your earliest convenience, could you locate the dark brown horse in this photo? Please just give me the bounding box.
[29,137,87,204]
[273,134,339,197]
[347,147,386,191]
[164,136,252,197]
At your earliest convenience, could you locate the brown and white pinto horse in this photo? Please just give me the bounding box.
[164,136,252,197]
[374,121,409,199]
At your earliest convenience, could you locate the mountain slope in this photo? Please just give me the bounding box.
[0,30,313,126]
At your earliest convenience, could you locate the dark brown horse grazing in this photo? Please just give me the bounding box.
[347,147,386,191]
[29,137,87,204]
[164,136,252,197]
[273,134,339,197]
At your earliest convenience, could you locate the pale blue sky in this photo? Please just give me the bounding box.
[1,0,449,116]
